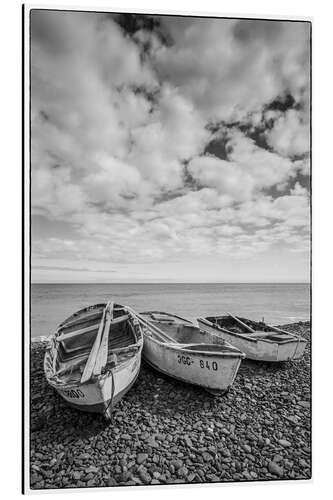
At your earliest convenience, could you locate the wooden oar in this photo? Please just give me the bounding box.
[80,302,109,383]
[93,302,114,376]
[227,312,255,333]
[268,324,299,339]
[135,316,171,343]
[127,308,176,343]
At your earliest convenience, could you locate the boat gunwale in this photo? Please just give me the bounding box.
[143,326,245,358]
[140,310,193,324]
[58,303,106,329]
[198,317,306,345]
[45,348,142,390]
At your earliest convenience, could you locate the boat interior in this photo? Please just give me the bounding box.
[207,315,297,343]
[53,304,138,375]
[140,312,241,353]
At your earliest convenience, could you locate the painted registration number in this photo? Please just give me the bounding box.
[177,355,218,371]
[59,388,85,399]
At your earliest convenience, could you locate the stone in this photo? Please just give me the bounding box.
[85,466,99,474]
[202,451,213,462]
[139,470,151,484]
[220,448,231,458]
[184,436,193,448]
[136,453,148,465]
[268,462,284,477]
[170,459,183,469]
[298,401,310,409]
[278,439,292,447]
[107,478,118,487]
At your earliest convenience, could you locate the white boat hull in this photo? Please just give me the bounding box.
[143,335,243,393]
[44,302,143,417]
[45,353,141,416]
[197,319,307,362]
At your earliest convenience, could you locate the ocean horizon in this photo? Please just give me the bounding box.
[31,282,310,339]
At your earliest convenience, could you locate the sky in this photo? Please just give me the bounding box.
[30,11,310,283]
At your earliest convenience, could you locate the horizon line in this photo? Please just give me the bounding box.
[31,281,311,285]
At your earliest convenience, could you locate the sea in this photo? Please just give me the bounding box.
[30,283,310,339]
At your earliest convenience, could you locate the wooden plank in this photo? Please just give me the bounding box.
[93,302,114,376]
[80,303,108,383]
[110,314,129,325]
[60,310,102,330]
[128,308,176,343]
[227,313,255,333]
[268,324,298,338]
[57,323,100,342]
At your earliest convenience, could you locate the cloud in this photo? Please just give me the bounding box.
[30,12,311,281]
[32,265,115,272]
[265,109,310,157]
[153,18,310,122]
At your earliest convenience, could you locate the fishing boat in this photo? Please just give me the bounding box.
[128,309,245,394]
[44,301,143,418]
[197,313,307,362]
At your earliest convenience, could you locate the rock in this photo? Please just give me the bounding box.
[85,466,99,474]
[243,445,252,453]
[220,448,231,458]
[278,439,292,447]
[72,471,82,481]
[107,478,118,487]
[170,459,183,469]
[298,401,310,409]
[136,453,148,465]
[268,462,284,477]
[187,472,196,482]
[139,470,151,484]
[184,436,193,448]
[177,466,188,477]
[202,451,213,462]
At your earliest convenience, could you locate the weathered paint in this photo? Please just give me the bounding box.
[197,318,306,362]
[44,302,143,416]
[48,354,141,414]
[143,334,243,392]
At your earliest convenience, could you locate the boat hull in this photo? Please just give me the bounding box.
[142,335,243,393]
[45,353,141,416]
[197,318,307,362]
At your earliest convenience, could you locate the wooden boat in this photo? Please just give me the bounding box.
[44,301,143,418]
[197,313,307,362]
[128,309,245,394]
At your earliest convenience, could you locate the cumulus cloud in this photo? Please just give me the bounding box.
[153,18,310,122]
[30,11,311,281]
[265,109,310,157]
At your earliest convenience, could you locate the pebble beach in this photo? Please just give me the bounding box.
[30,321,311,490]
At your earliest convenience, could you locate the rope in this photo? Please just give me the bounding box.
[103,368,115,420]
[292,335,301,359]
